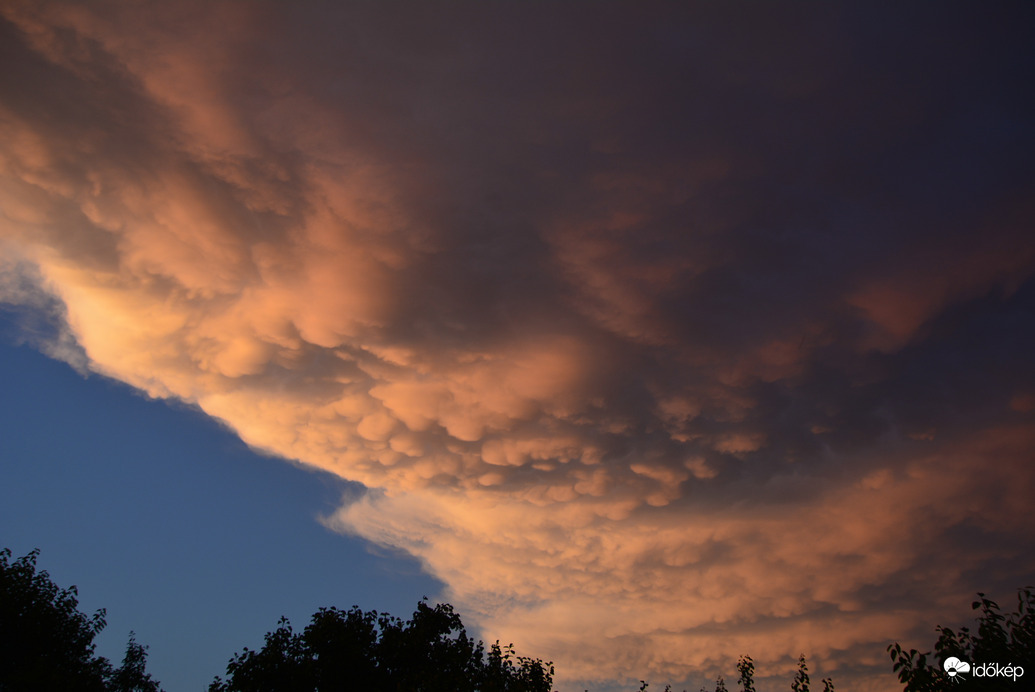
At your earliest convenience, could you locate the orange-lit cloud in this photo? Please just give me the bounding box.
[2,3,1035,690]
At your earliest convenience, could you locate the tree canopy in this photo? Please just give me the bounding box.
[12,542,1034,692]
[209,599,554,692]
[0,547,162,692]
[889,587,1035,691]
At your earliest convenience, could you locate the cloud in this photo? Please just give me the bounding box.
[2,2,1035,689]
[325,423,1035,688]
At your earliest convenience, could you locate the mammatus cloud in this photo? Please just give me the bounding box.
[2,2,1034,689]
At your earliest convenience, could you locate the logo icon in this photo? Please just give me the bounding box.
[944,657,971,682]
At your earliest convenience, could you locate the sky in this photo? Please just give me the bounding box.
[1,2,1034,691]
[0,326,441,691]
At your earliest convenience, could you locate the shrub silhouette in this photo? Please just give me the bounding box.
[209,599,554,692]
[888,587,1035,691]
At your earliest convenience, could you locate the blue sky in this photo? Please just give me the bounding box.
[0,314,441,691]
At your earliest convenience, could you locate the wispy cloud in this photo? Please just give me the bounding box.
[2,2,1034,689]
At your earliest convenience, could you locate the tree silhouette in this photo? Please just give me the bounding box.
[0,547,109,691]
[888,587,1035,691]
[791,654,809,692]
[109,633,162,692]
[684,655,829,692]
[481,640,555,692]
[735,655,754,692]
[0,547,162,692]
[209,599,553,692]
